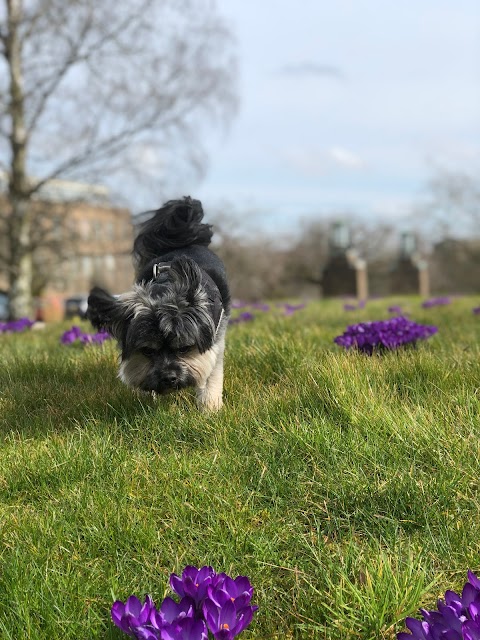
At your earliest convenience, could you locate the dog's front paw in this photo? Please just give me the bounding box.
[196,388,223,411]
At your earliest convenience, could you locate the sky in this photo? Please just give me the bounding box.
[181,1,480,236]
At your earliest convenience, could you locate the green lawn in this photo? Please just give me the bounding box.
[1,296,480,639]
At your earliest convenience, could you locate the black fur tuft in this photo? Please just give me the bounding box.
[133,197,213,273]
[87,287,128,338]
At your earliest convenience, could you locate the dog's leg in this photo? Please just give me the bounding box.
[196,335,225,411]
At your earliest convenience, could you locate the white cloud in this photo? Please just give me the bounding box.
[193,1,480,233]
[329,146,363,169]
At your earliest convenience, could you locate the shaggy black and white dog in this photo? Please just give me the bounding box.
[87,197,230,410]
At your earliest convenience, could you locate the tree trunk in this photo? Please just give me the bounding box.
[8,197,34,319]
[6,0,33,319]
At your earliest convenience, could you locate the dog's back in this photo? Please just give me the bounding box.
[133,197,230,311]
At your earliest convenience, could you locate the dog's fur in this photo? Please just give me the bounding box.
[87,197,230,410]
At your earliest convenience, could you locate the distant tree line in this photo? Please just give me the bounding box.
[210,170,480,301]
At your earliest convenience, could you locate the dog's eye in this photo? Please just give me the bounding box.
[177,345,194,355]
[140,347,157,357]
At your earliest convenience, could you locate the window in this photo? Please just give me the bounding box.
[82,256,93,277]
[104,255,115,271]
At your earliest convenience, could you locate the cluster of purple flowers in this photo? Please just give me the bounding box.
[282,302,306,316]
[422,296,452,308]
[0,317,34,333]
[111,566,258,640]
[229,312,254,326]
[343,300,366,312]
[398,570,480,640]
[334,316,438,355]
[60,325,111,345]
[388,305,404,314]
[473,307,480,316]
[229,301,306,325]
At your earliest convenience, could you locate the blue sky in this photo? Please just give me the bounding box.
[182,1,480,234]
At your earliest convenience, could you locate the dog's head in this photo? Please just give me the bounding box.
[87,257,224,394]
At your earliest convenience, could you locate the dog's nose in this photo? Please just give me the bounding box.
[160,373,178,387]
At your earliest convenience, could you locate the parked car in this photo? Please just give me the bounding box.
[64,295,89,319]
[0,291,8,321]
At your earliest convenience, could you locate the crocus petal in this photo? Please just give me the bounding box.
[111,601,132,634]
[125,595,143,619]
[156,595,194,626]
[207,588,230,608]
[203,598,220,631]
[231,594,250,610]
[444,591,462,611]
[463,583,479,608]
[469,572,480,590]
[217,600,237,632]
[170,574,186,598]
[212,630,233,640]
[176,618,208,640]
[405,617,430,638]
[469,597,480,622]
[234,576,253,595]
[463,621,480,640]
[231,605,254,635]
[135,628,160,640]
[159,597,181,624]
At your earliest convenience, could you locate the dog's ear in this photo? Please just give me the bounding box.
[87,287,128,338]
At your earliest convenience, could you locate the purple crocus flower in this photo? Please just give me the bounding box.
[229,312,254,325]
[250,302,270,311]
[473,307,480,315]
[334,316,438,355]
[388,305,403,314]
[0,317,34,333]
[283,303,305,316]
[92,330,111,344]
[397,571,480,639]
[150,596,194,630]
[112,567,257,639]
[170,566,216,610]
[60,325,84,344]
[60,326,111,345]
[343,303,357,311]
[135,628,161,640]
[111,595,157,637]
[422,296,452,308]
[207,574,255,611]
[203,598,255,640]
[160,618,208,640]
[11,317,35,331]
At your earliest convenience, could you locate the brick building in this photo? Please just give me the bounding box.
[0,178,135,311]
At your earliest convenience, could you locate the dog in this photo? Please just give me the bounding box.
[87,197,230,411]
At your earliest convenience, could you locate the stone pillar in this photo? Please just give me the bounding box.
[321,221,369,299]
[417,259,430,297]
[390,232,430,296]
[355,258,369,301]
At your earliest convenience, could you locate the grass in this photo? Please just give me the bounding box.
[1,295,480,639]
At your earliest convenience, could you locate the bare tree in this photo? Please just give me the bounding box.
[0,0,237,318]
[416,168,480,242]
